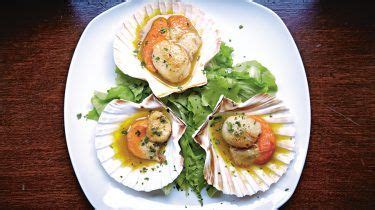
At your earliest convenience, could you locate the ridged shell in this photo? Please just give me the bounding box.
[113,0,221,98]
[193,94,295,197]
[95,95,185,191]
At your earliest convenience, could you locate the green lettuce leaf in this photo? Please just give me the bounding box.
[86,69,151,120]
[162,182,174,195]
[177,128,206,205]
[206,185,221,198]
[205,43,233,71]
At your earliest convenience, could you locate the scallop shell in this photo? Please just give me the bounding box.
[193,94,295,197]
[113,0,221,98]
[95,95,185,191]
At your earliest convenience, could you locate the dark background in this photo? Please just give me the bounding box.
[0,0,374,209]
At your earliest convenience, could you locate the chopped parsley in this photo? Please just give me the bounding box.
[76,113,82,120]
[226,122,234,133]
[144,137,149,143]
[140,167,148,173]
[149,146,156,153]
[213,115,222,121]
[160,27,167,34]
[239,25,243,29]
[160,117,167,124]
[151,127,162,136]
[121,130,128,135]
[135,130,141,136]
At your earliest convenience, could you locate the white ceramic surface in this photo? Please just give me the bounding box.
[64,0,310,209]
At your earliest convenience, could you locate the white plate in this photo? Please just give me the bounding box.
[64,0,311,209]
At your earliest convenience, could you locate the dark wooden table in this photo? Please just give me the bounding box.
[0,0,374,208]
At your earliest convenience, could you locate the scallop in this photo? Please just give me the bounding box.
[178,32,202,59]
[221,115,261,148]
[146,110,172,143]
[152,40,191,83]
[229,146,260,167]
[193,94,296,197]
[113,0,221,97]
[95,95,186,192]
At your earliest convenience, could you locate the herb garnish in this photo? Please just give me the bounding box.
[213,115,222,121]
[151,127,162,136]
[160,27,167,34]
[140,167,148,173]
[226,122,234,133]
[135,130,141,136]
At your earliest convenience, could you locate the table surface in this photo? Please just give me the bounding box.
[0,0,374,209]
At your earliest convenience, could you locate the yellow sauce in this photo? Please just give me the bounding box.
[208,113,290,174]
[133,10,201,87]
[112,109,169,169]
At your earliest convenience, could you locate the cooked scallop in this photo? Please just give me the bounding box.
[146,110,172,143]
[178,32,202,59]
[126,119,164,162]
[167,15,193,41]
[229,146,259,167]
[152,40,191,83]
[221,115,261,148]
